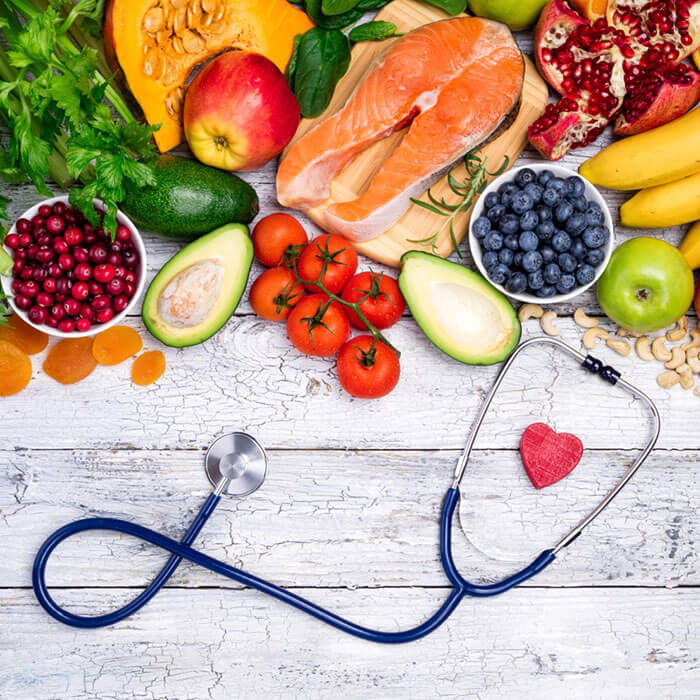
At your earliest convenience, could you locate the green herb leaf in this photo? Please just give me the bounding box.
[422,0,466,14]
[356,0,391,9]
[321,0,361,15]
[305,0,364,29]
[285,33,303,85]
[349,20,399,42]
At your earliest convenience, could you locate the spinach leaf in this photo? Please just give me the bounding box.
[349,20,399,42]
[356,0,391,8]
[305,0,364,28]
[285,33,303,85]
[321,0,361,15]
[293,28,351,118]
[421,0,467,14]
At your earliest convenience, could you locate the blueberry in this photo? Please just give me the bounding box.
[549,177,567,195]
[569,194,588,212]
[585,205,604,226]
[586,247,606,266]
[542,187,562,207]
[515,168,536,188]
[556,274,576,294]
[536,220,555,240]
[536,204,553,222]
[472,216,491,239]
[537,169,554,186]
[537,285,556,298]
[513,252,524,268]
[490,263,510,285]
[552,230,572,252]
[543,262,561,285]
[570,238,587,261]
[484,192,500,209]
[519,230,538,251]
[541,246,556,263]
[520,210,539,231]
[482,251,498,271]
[505,234,519,250]
[483,231,504,251]
[487,204,507,224]
[565,212,587,236]
[565,176,585,198]
[511,192,534,214]
[576,263,596,286]
[558,252,577,273]
[524,183,543,205]
[506,272,528,294]
[501,193,513,209]
[554,200,574,224]
[528,270,545,291]
[498,248,514,266]
[522,250,543,272]
[499,182,519,198]
[582,225,607,248]
[500,213,519,235]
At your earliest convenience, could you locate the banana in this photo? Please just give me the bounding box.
[620,171,700,229]
[695,49,700,71]
[680,221,700,269]
[579,108,700,191]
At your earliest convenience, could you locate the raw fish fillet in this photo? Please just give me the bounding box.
[276,17,524,242]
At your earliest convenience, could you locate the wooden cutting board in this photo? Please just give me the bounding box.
[283,0,549,268]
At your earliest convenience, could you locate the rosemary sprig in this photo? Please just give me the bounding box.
[407,150,509,257]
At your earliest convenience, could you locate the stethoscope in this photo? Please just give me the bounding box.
[33,337,660,644]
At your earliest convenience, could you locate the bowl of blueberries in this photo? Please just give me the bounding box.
[469,163,614,303]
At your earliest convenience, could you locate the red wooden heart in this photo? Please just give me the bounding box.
[520,423,584,490]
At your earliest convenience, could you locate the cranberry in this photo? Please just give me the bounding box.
[28,306,47,325]
[91,294,110,311]
[73,247,89,264]
[74,263,92,281]
[58,319,76,333]
[32,267,48,282]
[124,282,136,298]
[5,233,19,249]
[36,292,53,307]
[36,233,51,246]
[105,278,124,296]
[38,205,52,218]
[114,266,127,280]
[88,281,104,296]
[52,201,67,215]
[35,247,54,264]
[19,233,33,248]
[83,232,97,247]
[116,225,131,242]
[75,317,91,332]
[89,244,108,264]
[11,279,22,294]
[63,298,80,316]
[46,215,65,234]
[43,278,57,293]
[123,249,139,269]
[16,218,31,235]
[64,211,77,224]
[21,280,39,297]
[96,308,114,324]
[94,263,115,284]
[80,304,95,321]
[14,249,26,261]
[53,239,69,254]
[71,281,89,301]
[58,253,75,271]
[110,240,123,253]
[50,304,65,321]
[26,244,38,260]
[45,316,58,329]
[54,294,66,303]
[31,214,45,228]
[112,295,129,313]
[107,252,122,266]
[55,278,70,296]
[64,226,83,246]
[14,294,31,310]
[20,267,34,280]
[49,263,62,278]
[12,260,24,276]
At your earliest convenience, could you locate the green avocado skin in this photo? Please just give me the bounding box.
[122,156,259,239]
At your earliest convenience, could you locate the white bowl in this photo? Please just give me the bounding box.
[469,163,614,305]
[0,195,147,338]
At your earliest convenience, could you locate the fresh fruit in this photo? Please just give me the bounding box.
[92,325,143,365]
[297,234,358,294]
[597,238,694,333]
[250,268,303,322]
[468,0,549,30]
[103,0,313,152]
[142,223,253,347]
[336,335,400,399]
[121,156,259,239]
[252,214,308,267]
[569,0,606,20]
[340,272,405,330]
[520,422,584,489]
[43,337,98,384]
[398,251,520,365]
[579,107,700,190]
[679,221,700,269]
[132,350,166,386]
[696,276,700,316]
[0,314,48,354]
[184,51,300,172]
[529,0,700,159]
[620,171,700,228]
[695,48,700,69]
[286,294,350,357]
[0,340,32,396]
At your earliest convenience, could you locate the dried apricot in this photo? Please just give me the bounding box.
[43,337,98,385]
[0,340,32,396]
[131,351,166,386]
[0,314,49,355]
[92,325,143,366]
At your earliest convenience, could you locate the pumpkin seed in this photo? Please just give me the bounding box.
[161,57,179,86]
[201,0,216,13]
[171,0,186,9]
[171,35,185,54]
[182,29,205,53]
[173,8,186,35]
[200,11,212,27]
[186,0,202,28]
[213,2,224,21]
[143,6,165,33]
[143,47,164,80]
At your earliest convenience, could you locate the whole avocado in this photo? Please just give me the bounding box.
[468,0,549,30]
[122,155,259,239]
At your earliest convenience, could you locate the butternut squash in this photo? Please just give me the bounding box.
[104,0,313,153]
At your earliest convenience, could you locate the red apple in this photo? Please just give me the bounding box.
[184,51,300,172]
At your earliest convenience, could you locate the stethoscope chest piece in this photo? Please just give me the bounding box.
[205,432,267,497]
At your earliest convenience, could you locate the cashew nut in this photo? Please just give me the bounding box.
[606,338,630,356]
[573,307,599,329]
[518,303,544,323]
[680,370,695,390]
[582,327,609,349]
[635,336,654,362]
[540,311,559,337]
[664,347,686,370]
[666,316,688,342]
[681,328,700,352]
[617,327,641,338]
[651,337,672,362]
[687,354,700,374]
[657,370,681,389]
[694,386,700,398]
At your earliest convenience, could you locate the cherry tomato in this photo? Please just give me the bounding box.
[286,294,350,357]
[252,213,308,267]
[297,234,358,294]
[249,268,303,322]
[336,335,400,399]
[341,271,405,330]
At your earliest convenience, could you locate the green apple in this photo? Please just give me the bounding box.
[597,238,694,333]
[467,0,549,31]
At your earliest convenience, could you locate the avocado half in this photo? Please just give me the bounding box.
[398,251,521,365]
[142,223,253,347]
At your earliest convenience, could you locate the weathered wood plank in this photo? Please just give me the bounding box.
[2,448,696,588]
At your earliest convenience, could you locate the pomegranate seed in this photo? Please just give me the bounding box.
[53,239,69,254]
[94,263,115,284]
[16,219,31,235]
[106,278,124,296]
[63,298,80,316]
[89,244,108,264]
[58,319,76,333]
[38,205,52,218]
[46,215,65,234]
[43,278,57,293]
[14,294,31,310]
[28,306,47,325]
[36,292,53,307]
[116,225,131,242]
[64,226,83,246]
[76,318,91,332]
[58,253,75,271]
[50,304,65,321]
[5,233,19,249]
[96,308,114,324]
[112,295,129,313]
[74,263,92,281]
[19,233,33,247]
[21,280,39,297]
[71,281,89,301]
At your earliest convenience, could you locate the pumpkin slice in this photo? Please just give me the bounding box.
[104,0,313,152]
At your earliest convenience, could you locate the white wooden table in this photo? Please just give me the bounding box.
[2,38,699,700]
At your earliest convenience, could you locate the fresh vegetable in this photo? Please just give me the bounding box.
[132,350,166,386]
[398,251,520,365]
[467,0,550,30]
[43,337,98,384]
[679,221,700,269]
[92,325,143,365]
[341,272,405,330]
[0,340,32,396]
[0,314,48,354]
[336,335,400,399]
[0,0,158,235]
[104,0,313,152]
[250,268,304,322]
[579,108,700,191]
[597,238,694,333]
[286,293,350,356]
[142,223,253,347]
[348,21,400,43]
[252,213,308,267]
[529,0,700,159]
[297,234,358,294]
[620,171,700,229]
[184,51,300,171]
[121,156,259,239]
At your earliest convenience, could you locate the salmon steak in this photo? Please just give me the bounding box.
[276,17,524,242]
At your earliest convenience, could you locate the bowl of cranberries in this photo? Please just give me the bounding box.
[1,196,146,337]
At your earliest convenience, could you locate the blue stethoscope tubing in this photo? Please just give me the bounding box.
[32,337,661,643]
